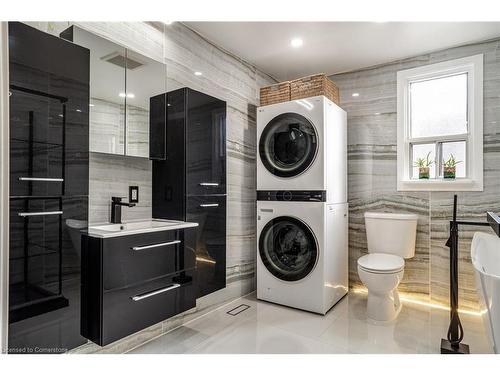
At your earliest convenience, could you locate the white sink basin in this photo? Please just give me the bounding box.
[91,221,178,232]
[88,219,198,238]
[471,232,500,353]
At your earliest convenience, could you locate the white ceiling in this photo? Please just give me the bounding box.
[185,22,500,80]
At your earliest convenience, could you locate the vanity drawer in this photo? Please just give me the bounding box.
[101,270,196,346]
[102,228,196,291]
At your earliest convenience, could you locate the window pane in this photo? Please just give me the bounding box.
[410,73,467,138]
[411,143,436,179]
[442,141,466,178]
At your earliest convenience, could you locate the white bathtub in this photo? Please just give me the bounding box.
[471,232,500,354]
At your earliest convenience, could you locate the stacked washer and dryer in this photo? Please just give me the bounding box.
[256,95,349,315]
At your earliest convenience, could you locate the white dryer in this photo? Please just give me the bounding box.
[256,197,348,315]
[257,95,347,203]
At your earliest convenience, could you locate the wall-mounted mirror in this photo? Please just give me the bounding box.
[61,26,167,158]
[125,49,167,157]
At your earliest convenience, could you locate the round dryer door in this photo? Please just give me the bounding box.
[259,216,318,282]
[259,113,318,178]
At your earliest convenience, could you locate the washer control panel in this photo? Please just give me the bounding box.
[257,190,326,202]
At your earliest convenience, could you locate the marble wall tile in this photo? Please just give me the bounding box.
[331,37,500,310]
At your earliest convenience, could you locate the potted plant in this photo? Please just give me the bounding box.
[443,154,462,179]
[414,152,433,179]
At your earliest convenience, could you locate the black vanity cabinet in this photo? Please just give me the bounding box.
[152,88,227,299]
[81,227,197,346]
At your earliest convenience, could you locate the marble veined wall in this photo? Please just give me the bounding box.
[26,21,276,353]
[331,38,500,311]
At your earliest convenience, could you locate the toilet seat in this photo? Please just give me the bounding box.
[357,253,404,274]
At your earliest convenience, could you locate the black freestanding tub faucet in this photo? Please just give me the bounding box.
[441,195,500,354]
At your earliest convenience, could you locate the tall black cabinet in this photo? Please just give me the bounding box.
[152,88,226,298]
[8,22,89,353]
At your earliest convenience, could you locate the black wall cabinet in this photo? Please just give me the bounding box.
[152,88,227,298]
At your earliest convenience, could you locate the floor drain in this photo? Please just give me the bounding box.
[226,304,250,316]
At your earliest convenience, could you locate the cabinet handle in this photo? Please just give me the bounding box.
[131,240,181,251]
[199,203,219,208]
[18,211,63,217]
[199,182,219,186]
[19,177,64,182]
[131,283,181,301]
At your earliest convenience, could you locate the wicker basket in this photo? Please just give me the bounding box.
[260,81,291,106]
[290,74,340,105]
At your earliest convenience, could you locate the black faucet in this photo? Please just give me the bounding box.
[111,197,136,224]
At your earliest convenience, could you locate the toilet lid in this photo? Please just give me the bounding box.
[357,253,404,273]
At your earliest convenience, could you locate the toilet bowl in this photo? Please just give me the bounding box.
[65,219,88,259]
[358,212,418,321]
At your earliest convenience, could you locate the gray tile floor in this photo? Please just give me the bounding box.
[128,292,493,354]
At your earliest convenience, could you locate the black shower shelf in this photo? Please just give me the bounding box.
[11,137,64,148]
[10,246,59,261]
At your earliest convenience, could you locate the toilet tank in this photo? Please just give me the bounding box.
[364,212,418,259]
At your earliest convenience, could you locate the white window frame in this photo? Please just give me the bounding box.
[397,54,483,192]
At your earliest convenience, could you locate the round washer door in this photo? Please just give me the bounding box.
[259,113,318,178]
[259,216,318,282]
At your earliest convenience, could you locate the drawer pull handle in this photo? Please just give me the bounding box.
[131,283,181,301]
[19,177,64,182]
[200,203,219,208]
[199,182,219,186]
[131,240,181,251]
[18,211,63,217]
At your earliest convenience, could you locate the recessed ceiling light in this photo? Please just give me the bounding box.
[194,71,203,76]
[352,93,360,97]
[119,92,126,98]
[89,104,95,107]
[290,38,303,48]
[76,109,82,113]
[119,92,135,98]
[375,112,381,115]
[165,21,173,25]
[127,93,135,98]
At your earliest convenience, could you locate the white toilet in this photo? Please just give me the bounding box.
[357,212,418,321]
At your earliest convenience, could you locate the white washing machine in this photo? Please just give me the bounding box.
[256,198,348,314]
[257,95,347,203]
